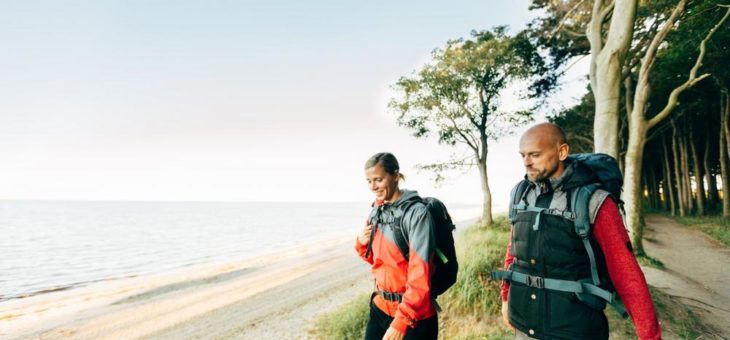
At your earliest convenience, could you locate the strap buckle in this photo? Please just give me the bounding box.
[527,275,544,288]
[377,290,403,302]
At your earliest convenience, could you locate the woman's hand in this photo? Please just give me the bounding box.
[358,224,373,245]
[382,327,404,340]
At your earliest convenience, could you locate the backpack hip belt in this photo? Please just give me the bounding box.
[375,289,403,303]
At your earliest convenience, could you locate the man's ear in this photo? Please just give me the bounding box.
[558,144,570,161]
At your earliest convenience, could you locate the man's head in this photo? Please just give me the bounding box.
[519,123,569,182]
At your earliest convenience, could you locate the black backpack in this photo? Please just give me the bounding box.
[509,153,624,227]
[366,197,459,297]
[503,153,628,318]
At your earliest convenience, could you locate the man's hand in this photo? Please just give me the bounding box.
[502,301,514,331]
[358,224,373,245]
[383,326,404,340]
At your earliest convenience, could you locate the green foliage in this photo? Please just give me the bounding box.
[526,0,592,68]
[548,87,595,153]
[441,217,510,316]
[311,292,371,340]
[389,27,549,183]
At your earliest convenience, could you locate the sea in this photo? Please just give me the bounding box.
[0,200,481,302]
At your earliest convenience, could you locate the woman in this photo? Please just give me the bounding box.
[356,152,438,340]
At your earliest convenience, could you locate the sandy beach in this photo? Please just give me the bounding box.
[1,237,371,339]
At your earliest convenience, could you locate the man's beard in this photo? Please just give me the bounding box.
[527,162,559,182]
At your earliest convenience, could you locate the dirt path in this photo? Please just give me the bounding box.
[642,215,730,339]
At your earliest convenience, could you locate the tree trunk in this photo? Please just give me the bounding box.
[724,88,730,170]
[623,104,647,252]
[644,166,658,210]
[690,127,706,215]
[720,111,730,219]
[477,147,493,228]
[680,130,694,214]
[705,132,719,209]
[588,0,637,158]
[722,88,730,220]
[672,122,687,216]
[663,137,677,215]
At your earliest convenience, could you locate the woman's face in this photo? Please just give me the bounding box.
[365,164,399,202]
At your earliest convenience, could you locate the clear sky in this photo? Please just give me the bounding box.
[0,0,589,207]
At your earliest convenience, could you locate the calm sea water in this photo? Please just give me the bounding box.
[0,200,480,302]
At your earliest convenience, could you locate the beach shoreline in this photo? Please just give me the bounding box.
[2,216,481,339]
[1,235,370,339]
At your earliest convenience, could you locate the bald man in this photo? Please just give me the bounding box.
[496,123,661,340]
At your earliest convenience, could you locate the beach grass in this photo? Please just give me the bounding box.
[311,292,371,340]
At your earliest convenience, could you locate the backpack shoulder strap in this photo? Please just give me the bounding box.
[570,183,601,285]
[509,180,531,223]
[391,198,424,261]
[364,205,382,259]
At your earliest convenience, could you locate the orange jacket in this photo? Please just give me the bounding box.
[355,190,437,334]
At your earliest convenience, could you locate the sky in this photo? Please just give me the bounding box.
[0,0,589,208]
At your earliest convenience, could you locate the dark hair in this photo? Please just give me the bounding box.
[364,152,405,181]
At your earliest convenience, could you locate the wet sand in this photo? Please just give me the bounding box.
[1,237,370,339]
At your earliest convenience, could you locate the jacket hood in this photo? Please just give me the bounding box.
[559,157,597,191]
[390,189,421,208]
[373,189,421,208]
[528,157,596,193]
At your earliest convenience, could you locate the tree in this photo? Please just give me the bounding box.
[623,2,730,252]
[389,27,549,227]
[527,0,637,159]
[532,0,730,252]
[588,0,638,158]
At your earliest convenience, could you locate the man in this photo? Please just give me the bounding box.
[496,123,661,339]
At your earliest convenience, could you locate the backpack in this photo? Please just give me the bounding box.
[366,197,459,298]
[502,153,629,318]
[509,153,624,228]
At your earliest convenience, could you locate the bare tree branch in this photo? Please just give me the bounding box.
[647,5,730,130]
[639,0,687,88]
[548,0,588,41]
[600,1,616,25]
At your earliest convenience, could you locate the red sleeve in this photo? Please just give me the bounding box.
[501,227,514,302]
[593,198,662,340]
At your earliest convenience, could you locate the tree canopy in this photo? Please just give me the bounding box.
[389,27,551,226]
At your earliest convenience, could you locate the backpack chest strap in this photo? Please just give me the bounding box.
[512,203,576,231]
